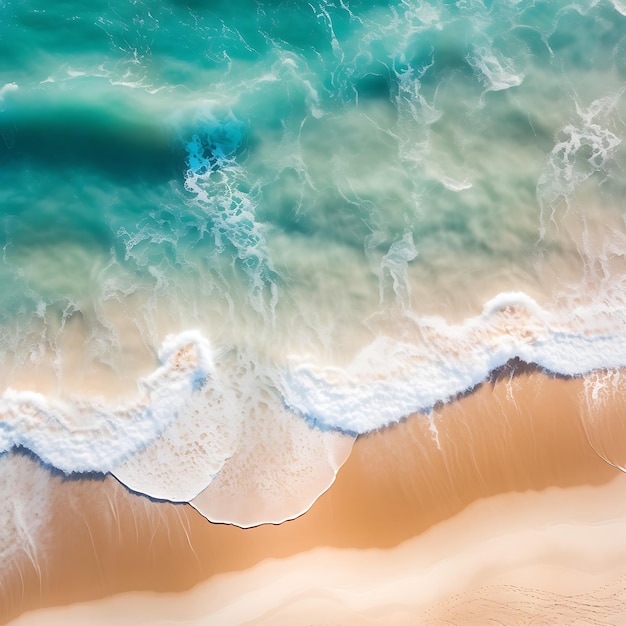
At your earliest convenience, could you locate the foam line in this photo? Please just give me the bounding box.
[280,292,626,433]
[0,331,213,474]
[1,292,625,525]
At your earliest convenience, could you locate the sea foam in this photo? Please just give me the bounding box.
[183,112,278,319]
[189,377,354,527]
[538,94,623,238]
[280,292,626,434]
[0,454,50,583]
[0,325,355,527]
[1,288,625,525]
[0,331,213,474]
[0,0,625,538]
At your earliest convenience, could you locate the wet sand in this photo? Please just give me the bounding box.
[2,368,625,624]
[11,474,626,625]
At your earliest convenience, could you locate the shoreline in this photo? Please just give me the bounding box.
[13,474,626,625]
[2,368,624,624]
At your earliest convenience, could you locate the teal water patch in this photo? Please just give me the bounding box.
[0,90,183,184]
[0,0,623,356]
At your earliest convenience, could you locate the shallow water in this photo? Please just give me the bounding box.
[0,0,625,557]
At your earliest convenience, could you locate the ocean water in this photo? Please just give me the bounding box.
[0,0,625,571]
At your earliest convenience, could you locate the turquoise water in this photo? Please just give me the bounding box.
[0,0,625,535]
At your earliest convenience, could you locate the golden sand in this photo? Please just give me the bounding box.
[12,475,626,625]
[2,369,624,624]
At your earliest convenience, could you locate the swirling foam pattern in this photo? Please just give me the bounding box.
[0,0,624,538]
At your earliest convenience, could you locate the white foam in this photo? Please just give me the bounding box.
[0,288,624,530]
[109,344,354,527]
[183,112,277,319]
[111,363,242,502]
[0,453,50,585]
[190,378,354,527]
[611,0,626,16]
[0,82,18,99]
[580,369,626,472]
[467,45,524,92]
[280,292,626,433]
[185,354,355,527]
[0,331,214,473]
[537,94,623,237]
[279,55,324,118]
[0,323,353,527]
[440,176,473,192]
[368,231,418,307]
[0,82,18,115]
[1,291,624,527]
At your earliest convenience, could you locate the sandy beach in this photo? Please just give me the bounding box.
[3,2,626,624]
[3,368,625,624]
